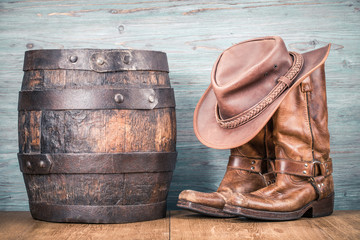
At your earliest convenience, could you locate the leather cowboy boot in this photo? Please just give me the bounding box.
[223,64,334,220]
[177,123,275,217]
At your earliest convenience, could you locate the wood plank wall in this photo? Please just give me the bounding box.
[0,0,359,211]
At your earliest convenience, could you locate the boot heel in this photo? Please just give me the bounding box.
[305,193,334,218]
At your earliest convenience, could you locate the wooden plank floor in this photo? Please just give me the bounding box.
[0,211,359,240]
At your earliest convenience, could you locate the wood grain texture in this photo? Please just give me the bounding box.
[0,211,170,240]
[0,0,359,211]
[37,109,176,153]
[18,111,41,153]
[0,210,359,240]
[170,210,360,240]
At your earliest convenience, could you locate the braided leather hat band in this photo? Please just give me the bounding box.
[215,52,304,129]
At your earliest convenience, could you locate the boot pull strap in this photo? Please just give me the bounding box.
[300,77,313,92]
[274,159,333,177]
[228,155,263,173]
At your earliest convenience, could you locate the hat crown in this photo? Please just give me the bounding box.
[212,36,292,120]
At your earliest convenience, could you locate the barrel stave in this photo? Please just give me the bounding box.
[18,111,41,153]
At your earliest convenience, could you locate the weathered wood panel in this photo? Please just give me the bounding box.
[0,0,359,212]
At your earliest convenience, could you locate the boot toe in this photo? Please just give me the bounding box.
[178,190,225,209]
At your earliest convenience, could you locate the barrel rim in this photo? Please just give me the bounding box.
[24,48,168,55]
[23,49,169,72]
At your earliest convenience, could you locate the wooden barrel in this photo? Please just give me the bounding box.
[17,49,176,223]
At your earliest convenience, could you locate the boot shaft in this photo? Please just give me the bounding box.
[231,120,275,160]
[271,63,334,201]
[272,64,330,162]
[304,64,330,161]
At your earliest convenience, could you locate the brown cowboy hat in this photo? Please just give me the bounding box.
[194,36,331,149]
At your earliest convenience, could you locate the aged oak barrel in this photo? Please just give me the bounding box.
[17,49,176,223]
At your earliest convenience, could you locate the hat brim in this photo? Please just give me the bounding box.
[193,44,331,149]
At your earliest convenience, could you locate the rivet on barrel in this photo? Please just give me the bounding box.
[148,95,155,103]
[114,93,124,103]
[69,55,78,63]
[39,160,46,168]
[26,161,32,169]
[123,54,131,64]
[96,58,105,65]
